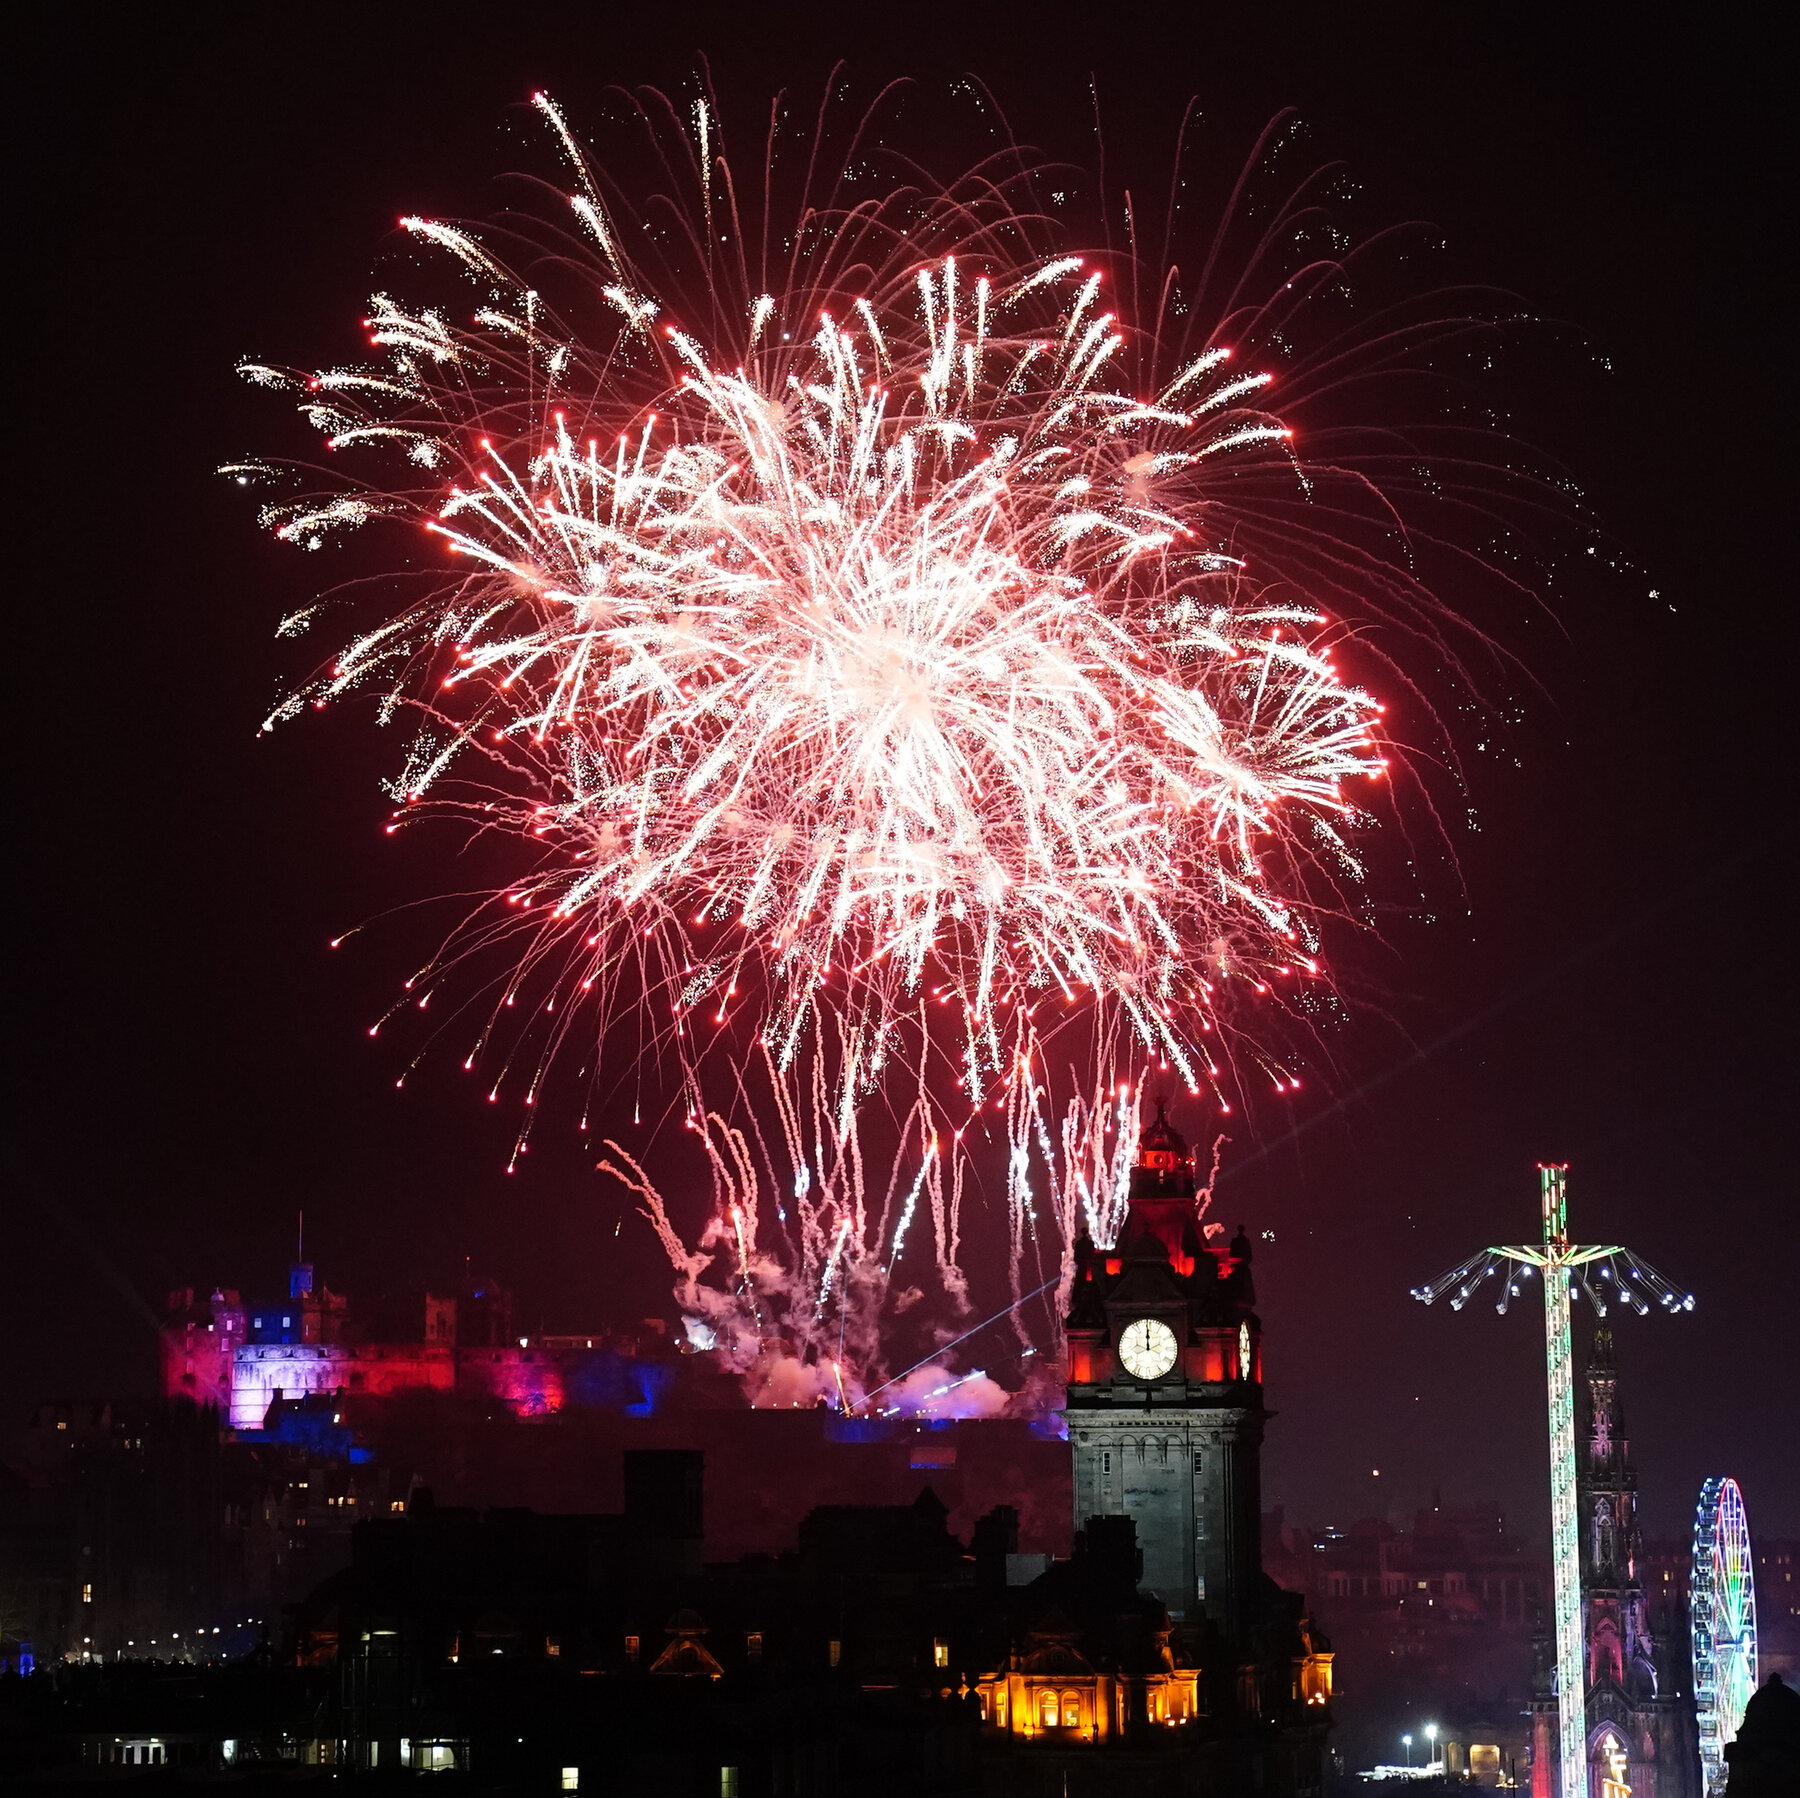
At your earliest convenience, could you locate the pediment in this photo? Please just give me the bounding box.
[1022,1643,1096,1676]
[651,1636,724,1678]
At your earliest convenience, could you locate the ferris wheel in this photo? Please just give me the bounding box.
[1691,1475,1758,1794]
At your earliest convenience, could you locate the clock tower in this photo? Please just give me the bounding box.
[1063,1105,1266,1634]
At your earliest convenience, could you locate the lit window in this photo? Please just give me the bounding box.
[82,1583,93,1603]
[1040,1690,1059,1728]
[1061,1691,1080,1727]
[624,1634,640,1663]
[828,1638,842,1667]
[561,1770,580,1792]
[933,1637,950,1669]
[720,1771,740,1798]
[545,1637,561,1657]
[745,1632,763,1664]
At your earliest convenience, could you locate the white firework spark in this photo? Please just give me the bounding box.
[232,87,1443,1403]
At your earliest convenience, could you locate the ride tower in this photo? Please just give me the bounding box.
[1413,1166,1694,1798]
[1063,1106,1265,1635]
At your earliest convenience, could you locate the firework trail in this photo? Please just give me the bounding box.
[231,84,1499,1405]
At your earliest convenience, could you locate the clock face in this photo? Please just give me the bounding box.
[1118,1317,1179,1380]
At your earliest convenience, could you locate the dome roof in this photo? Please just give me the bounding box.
[1136,1101,1191,1166]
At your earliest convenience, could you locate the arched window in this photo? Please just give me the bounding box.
[1594,1499,1615,1568]
[1061,1690,1081,1728]
[1039,1689,1059,1728]
[1595,1731,1628,1789]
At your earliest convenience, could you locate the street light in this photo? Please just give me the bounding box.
[1426,1724,1439,1769]
[1402,1734,1413,1768]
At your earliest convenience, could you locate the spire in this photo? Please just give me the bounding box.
[1584,1324,1622,1453]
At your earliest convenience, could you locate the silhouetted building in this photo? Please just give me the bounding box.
[1722,1673,1800,1798]
[46,1440,1319,1793]
[6,1400,224,1665]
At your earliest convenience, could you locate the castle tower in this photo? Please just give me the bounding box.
[1062,1105,1265,1634]
[1573,1327,1700,1798]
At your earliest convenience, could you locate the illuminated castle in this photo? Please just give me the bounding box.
[1063,1104,1268,1635]
[160,1263,672,1430]
[1531,1327,1698,1798]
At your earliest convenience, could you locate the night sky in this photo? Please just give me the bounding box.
[11,5,1794,1541]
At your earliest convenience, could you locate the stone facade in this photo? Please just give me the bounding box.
[1063,1105,1264,1634]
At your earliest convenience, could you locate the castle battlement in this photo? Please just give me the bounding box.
[160,1265,675,1431]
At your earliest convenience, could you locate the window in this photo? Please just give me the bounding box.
[1061,1691,1080,1728]
[720,1770,740,1798]
[624,1634,640,1664]
[1101,1451,1112,1476]
[544,1637,561,1657]
[933,1637,950,1669]
[82,1583,93,1604]
[745,1631,763,1664]
[1193,1452,1204,1474]
[1040,1690,1059,1728]
[828,1638,842,1667]
[561,1770,580,1792]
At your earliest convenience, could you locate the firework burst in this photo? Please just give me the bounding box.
[233,85,1494,1400]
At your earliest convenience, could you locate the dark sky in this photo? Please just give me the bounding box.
[11,5,1794,1541]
